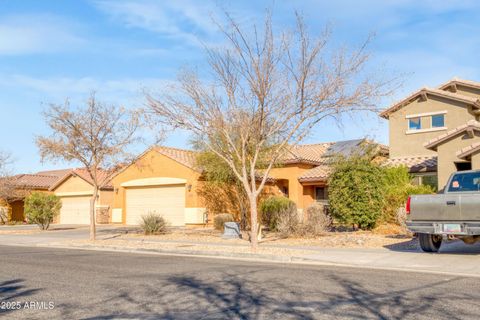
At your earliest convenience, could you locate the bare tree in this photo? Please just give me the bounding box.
[147,12,395,250]
[0,151,13,223]
[37,93,143,240]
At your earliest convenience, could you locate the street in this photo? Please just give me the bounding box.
[0,245,479,319]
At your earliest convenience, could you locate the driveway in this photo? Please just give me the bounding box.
[0,224,138,245]
[1,245,479,319]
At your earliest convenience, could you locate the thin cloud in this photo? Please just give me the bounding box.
[0,14,85,55]
[92,0,219,47]
[0,74,173,105]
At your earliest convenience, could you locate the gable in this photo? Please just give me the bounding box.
[380,87,480,119]
[53,175,93,193]
[112,149,200,187]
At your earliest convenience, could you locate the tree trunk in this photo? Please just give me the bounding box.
[89,186,98,241]
[249,194,258,251]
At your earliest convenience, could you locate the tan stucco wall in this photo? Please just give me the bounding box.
[111,150,203,223]
[269,163,317,209]
[52,175,114,223]
[54,176,92,193]
[436,133,480,188]
[472,152,480,170]
[389,95,477,157]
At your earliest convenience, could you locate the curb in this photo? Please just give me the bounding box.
[31,242,480,278]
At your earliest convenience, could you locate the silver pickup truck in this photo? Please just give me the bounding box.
[406,170,480,252]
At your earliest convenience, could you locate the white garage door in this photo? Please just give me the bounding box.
[125,185,185,226]
[60,196,91,224]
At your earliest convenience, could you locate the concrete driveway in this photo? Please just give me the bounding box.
[0,224,139,245]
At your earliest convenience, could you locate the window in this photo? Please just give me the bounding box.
[455,162,472,171]
[448,171,480,192]
[408,117,421,130]
[412,174,438,191]
[281,186,289,197]
[315,187,327,201]
[431,114,445,128]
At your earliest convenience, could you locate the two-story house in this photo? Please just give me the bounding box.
[381,78,480,190]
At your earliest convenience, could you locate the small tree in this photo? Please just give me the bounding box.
[147,11,394,250]
[381,165,434,223]
[37,93,143,240]
[24,192,61,230]
[196,151,250,229]
[328,155,385,230]
[0,151,15,224]
[0,150,13,200]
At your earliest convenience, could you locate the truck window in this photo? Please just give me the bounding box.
[448,172,480,192]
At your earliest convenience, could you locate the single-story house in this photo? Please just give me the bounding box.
[0,169,70,222]
[48,168,114,224]
[111,140,387,226]
[1,168,113,224]
[111,147,204,226]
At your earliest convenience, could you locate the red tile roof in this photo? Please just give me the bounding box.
[383,156,437,173]
[8,174,60,190]
[297,165,331,183]
[456,141,480,159]
[282,143,334,165]
[155,146,198,170]
[380,87,480,119]
[424,120,480,150]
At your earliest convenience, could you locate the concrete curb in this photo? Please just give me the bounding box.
[29,242,480,278]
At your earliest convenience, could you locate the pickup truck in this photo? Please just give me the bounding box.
[406,170,480,252]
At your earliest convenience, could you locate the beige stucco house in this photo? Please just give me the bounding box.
[381,78,480,189]
[111,141,386,226]
[0,168,113,224]
[49,169,113,224]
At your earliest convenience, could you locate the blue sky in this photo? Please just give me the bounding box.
[1,0,480,173]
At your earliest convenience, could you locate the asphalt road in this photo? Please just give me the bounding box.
[0,246,479,320]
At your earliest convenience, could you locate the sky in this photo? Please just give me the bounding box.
[1,0,480,173]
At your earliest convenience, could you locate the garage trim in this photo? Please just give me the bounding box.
[56,191,93,197]
[121,177,187,187]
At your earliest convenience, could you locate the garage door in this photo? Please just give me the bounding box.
[60,196,91,224]
[125,185,185,226]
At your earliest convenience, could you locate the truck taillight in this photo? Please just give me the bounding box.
[406,196,411,215]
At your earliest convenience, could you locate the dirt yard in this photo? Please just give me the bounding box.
[119,225,418,251]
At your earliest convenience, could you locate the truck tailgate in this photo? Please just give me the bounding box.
[410,194,462,221]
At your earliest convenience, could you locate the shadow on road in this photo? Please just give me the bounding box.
[74,269,479,320]
[384,236,480,255]
[0,279,41,316]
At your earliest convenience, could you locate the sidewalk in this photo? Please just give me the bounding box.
[1,226,479,277]
[39,233,480,278]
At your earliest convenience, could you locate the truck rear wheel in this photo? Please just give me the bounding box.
[419,234,442,252]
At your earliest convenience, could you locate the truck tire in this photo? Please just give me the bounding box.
[419,233,442,252]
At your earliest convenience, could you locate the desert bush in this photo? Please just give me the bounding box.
[299,203,332,237]
[381,166,434,223]
[139,212,168,235]
[24,192,61,230]
[328,155,385,230]
[259,196,296,231]
[276,202,300,237]
[0,206,8,224]
[213,213,235,230]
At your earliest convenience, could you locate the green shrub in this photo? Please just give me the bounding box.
[213,213,235,230]
[259,196,296,231]
[24,192,61,230]
[381,166,434,223]
[139,212,168,235]
[328,156,385,230]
